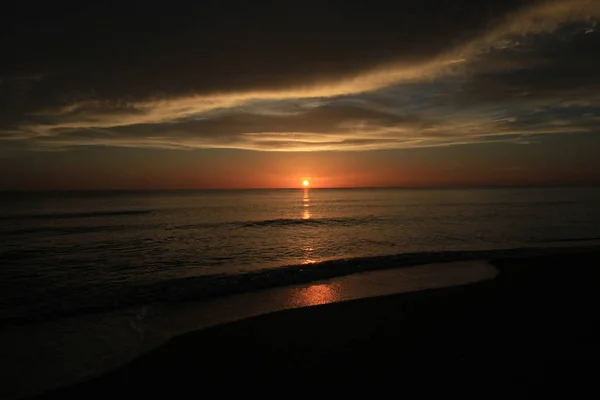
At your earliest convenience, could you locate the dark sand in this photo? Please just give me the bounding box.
[32,251,600,398]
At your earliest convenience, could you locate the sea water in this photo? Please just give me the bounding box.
[2,186,600,399]
[1,186,600,324]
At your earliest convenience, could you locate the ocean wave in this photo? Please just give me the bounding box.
[241,216,371,228]
[433,200,578,207]
[167,222,223,230]
[0,209,154,221]
[167,216,382,231]
[1,225,129,236]
[537,237,600,243]
[2,244,599,327]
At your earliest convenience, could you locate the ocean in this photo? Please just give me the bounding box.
[2,186,600,399]
[2,186,600,325]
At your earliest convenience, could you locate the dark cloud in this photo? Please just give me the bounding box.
[456,25,600,105]
[0,2,532,110]
[1,0,600,152]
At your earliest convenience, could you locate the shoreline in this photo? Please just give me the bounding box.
[3,246,599,399]
[3,242,600,328]
[2,259,497,400]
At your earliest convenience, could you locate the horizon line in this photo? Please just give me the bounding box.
[2,183,600,192]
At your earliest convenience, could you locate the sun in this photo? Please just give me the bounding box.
[302,180,310,187]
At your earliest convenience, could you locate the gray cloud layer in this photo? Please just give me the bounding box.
[1,0,599,151]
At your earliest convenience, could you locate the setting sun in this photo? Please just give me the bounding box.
[302,180,310,187]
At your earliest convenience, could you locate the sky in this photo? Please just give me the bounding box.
[1,0,600,189]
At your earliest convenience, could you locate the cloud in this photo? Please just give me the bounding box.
[27,100,590,152]
[1,0,600,152]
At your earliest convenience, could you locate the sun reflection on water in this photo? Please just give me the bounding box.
[302,188,311,219]
[303,209,311,220]
[299,187,318,264]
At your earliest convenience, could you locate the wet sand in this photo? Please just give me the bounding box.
[31,250,600,399]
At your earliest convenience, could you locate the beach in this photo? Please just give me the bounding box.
[5,1,600,397]
[26,248,600,399]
